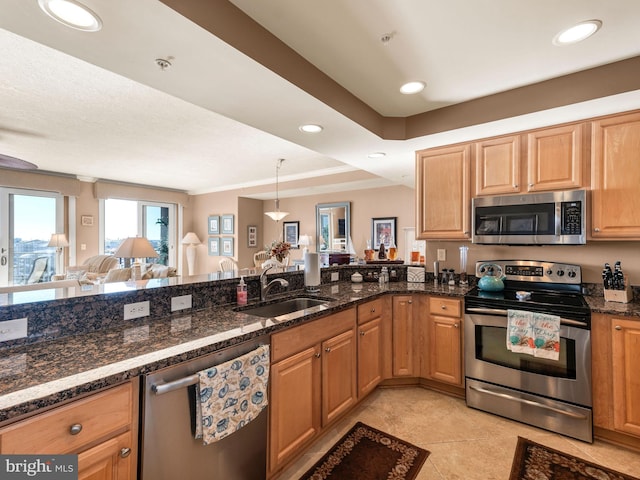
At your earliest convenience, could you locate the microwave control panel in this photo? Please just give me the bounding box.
[561,200,583,235]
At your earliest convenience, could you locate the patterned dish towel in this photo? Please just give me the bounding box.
[507,310,560,360]
[194,344,270,445]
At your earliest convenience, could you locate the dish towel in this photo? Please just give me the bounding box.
[507,310,561,360]
[194,344,270,445]
[531,311,561,360]
[507,309,534,355]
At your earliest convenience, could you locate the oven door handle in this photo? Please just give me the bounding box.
[465,307,588,328]
[468,385,588,420]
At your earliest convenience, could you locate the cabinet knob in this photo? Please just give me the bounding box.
[514,184,519,189]
[120,448,131,458]
[69,424,83,435]
[408,300,412,304]
[594,228,601,232]
[441,305,447,310]
[371,308,376,313]
[325,347,331,353]
[615,325,622,330]
[360,331,366,336]
[314,352,321,358]
[528,183,534,188]
[454,323,459,328]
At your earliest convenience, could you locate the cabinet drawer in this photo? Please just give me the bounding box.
[0,382,133,454]
[357,298,383,325]
[428,297,461,318]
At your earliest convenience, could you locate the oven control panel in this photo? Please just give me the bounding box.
[475,260,581,284]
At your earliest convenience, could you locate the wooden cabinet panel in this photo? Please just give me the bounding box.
[322,329,357,425]
[474,135,521,196]
[357,298,383,325]
[429,315,462,385]
[591,313,613,430]
[428,296,461,318]
[392,295,417,377]
[591,111,640,239]
[527,123,584,192]
[357,317,382,398]
[78,431,133,480]
[269,345,321,471]
[612,318,640,437]
[416,144,470,240]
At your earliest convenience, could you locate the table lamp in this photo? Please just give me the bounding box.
[181,232,201,276]
[114,237,159,280]
[48,233,69,275]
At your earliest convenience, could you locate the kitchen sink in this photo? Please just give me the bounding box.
[235,296,334,319]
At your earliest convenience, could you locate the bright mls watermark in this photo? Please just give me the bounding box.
[0,455,77,479]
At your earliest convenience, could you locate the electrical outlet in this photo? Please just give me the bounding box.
[437,249,447,261]
[331,272,339,282]
[124,301,150,320]
[0,318,28,342]
[171,294,192,312]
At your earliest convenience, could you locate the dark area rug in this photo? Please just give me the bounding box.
[298,421,429,480]
[509,436,640,480]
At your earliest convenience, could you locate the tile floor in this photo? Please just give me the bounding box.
[277,387,640,479]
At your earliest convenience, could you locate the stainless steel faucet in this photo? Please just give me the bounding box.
[260,265,289,301]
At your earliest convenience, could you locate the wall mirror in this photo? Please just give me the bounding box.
[316,202,351,252]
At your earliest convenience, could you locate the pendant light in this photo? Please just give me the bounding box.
[265,158,289,222]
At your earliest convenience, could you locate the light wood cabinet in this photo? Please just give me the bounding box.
[416,144,471,240]
[474,124,585,196]
[391,295,419,377]
[474,135,521,196]
[269,308,356,475]
[591,111,640,239]
[425,296,463,386]
[357,299,383,398]
[0,381,138,480]
[592,314,640,441]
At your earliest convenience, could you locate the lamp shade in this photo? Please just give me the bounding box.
[181,232,201,245]
[298,235,311,247]
[48,233,69,248]
[114,237,159,259]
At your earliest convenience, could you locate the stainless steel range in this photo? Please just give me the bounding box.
[464,260,592,442]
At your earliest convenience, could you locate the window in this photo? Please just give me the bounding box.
[0,188,63,286]
[102,199,176,266]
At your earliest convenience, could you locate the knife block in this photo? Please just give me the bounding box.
[604,282,632,303]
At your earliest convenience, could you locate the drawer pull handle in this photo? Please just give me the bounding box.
[69,424,83,435]
[120,448,131,458]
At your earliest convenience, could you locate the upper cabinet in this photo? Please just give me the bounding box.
[474,123,585,196]
[591,111,640,240]
[416,144,471,240]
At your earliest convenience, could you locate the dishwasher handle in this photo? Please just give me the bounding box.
[152,374,199,395]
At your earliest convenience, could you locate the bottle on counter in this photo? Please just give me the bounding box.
[237,276,248,305]
[388,241,398,261]
[364,239,374,262]
[379,266,389,285]
[378,243,387,260]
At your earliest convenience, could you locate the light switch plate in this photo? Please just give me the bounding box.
[437,249,447,261]
[171,294,192,312]
[124,301,150,320]
[0,318,28,342]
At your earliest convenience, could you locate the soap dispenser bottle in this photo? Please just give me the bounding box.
[237,276,248,305]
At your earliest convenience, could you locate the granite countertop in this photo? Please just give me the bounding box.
[0,280,467,425]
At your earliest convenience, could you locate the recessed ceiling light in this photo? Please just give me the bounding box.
[38,0,102,32]
[299,124,323,133]
[400,81,426,95]
[367,152,386,159]
[553,20,602,46]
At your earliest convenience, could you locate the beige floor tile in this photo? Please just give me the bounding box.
[276,387,640,480]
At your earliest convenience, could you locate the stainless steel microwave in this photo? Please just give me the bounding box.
[472,190,586,245]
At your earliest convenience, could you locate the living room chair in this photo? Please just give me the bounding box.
[26,256,49,284]
[253,251,270,268]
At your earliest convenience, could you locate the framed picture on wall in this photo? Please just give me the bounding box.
[221,214,234,234]
[283,221,300,248]
[372,217,397,250]
[248,225,258,247]
[208,237,220,255]
[81,215,94,227]
[208,215,220,235]
[221,237,234,256]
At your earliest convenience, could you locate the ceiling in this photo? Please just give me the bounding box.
[1,0,640,199]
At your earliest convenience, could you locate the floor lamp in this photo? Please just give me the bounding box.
[181,232,201,276]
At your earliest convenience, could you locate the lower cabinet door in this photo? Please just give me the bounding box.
[612,318,640,437]
[322,329,357,426]
[357,318,383,398]
[269,345,321,473]
[429,315,463,386]
[78,431,134,480]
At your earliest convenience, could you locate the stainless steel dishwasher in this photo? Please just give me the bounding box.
[140,335,269,480]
